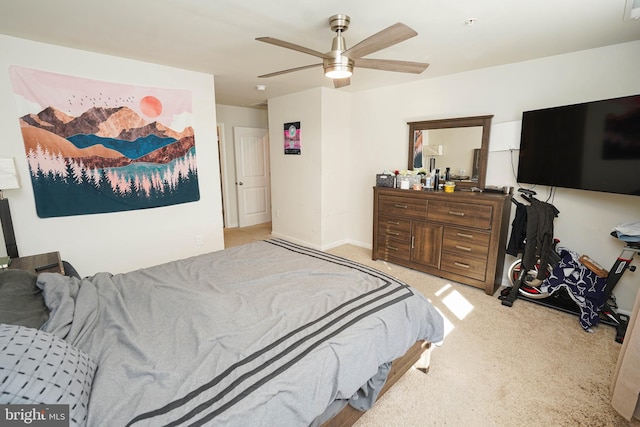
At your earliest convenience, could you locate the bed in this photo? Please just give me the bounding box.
[0,239,444,426]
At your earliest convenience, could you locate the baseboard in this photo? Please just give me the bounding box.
[268,232,373,253]
[269,231,321,250]
[321,239,371,251]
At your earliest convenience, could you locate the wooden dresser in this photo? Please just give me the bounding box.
[372,187,512,295]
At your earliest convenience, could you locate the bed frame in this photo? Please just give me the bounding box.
[321,340,432,427]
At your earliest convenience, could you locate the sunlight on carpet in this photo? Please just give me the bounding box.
[441,288,474,320]
[322,243,636,427]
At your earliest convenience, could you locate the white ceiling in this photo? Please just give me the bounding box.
[1,0,639,108]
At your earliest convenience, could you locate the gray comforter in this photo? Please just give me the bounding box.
[38,239,444,426]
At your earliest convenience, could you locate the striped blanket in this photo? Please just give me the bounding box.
[38,239,444,426]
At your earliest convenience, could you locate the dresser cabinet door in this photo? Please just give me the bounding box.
[410,222,443,268]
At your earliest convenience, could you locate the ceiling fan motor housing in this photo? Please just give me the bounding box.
[329,14,350,33]
[323,53,354,78]
[324,14,353,78]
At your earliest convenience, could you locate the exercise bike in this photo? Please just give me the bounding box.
[500,191,637,343]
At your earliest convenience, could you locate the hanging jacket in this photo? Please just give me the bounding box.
[506,199,527,256]
[521,198,560,280]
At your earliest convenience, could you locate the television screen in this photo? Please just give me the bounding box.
[517,94,640,196]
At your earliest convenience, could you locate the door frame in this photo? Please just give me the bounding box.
[217,123,233,228]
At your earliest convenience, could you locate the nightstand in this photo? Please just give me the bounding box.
[7,252,64,275]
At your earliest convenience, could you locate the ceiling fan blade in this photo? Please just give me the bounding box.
[333,77,351,88]
[355,58,429,74]
[258,63,323,78]
[256,37,330,59]
[343,22,418,60]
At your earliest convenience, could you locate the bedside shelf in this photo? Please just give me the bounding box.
[7,252,64,275]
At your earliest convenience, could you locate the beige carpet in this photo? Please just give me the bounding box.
[224,223,273,248]
[224,228,637,426]
[326,244,638,427]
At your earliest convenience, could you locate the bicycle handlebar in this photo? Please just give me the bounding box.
[517,188,537,196]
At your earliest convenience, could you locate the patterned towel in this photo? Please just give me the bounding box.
[540,247,607,331]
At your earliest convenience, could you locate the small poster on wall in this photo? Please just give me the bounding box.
[284,121,301,155]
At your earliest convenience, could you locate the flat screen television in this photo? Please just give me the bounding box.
[517,94,640,196]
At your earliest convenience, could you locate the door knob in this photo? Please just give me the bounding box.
[238,182,244,185]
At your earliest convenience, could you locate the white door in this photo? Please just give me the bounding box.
[233,127,271,227]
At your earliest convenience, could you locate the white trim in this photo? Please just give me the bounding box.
[217,123,237,228]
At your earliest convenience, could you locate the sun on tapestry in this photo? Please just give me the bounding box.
[9,66,200,218]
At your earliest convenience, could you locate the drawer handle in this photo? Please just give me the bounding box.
[394,204,408,209]
[386,246,399,251]
[456,232,473,239]
[455,245,472,252]
[387,231,400,236]
[387,220,400,225]
[448,211,465,217]
[411,236,415,249]
[454,262,470,268]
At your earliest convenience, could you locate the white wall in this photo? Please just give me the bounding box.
[348,40,640,312]
[0,34,224,275]
[215,104,268,228]
[268,88,323,247]
[267,87,352,249]
[320,89,351,248]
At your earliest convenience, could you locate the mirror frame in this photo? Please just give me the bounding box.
[407,115,493,191]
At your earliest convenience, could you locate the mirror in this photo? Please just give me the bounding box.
[408,115,493,191]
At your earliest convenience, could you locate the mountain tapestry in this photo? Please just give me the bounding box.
[9,66,200,218]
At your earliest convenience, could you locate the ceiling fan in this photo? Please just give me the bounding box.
[256,15,429,88]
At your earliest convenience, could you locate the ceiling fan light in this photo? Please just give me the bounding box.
[325,65,352,79]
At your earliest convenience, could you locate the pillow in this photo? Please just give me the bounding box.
[0,324,97,427]
[0,269,49,328]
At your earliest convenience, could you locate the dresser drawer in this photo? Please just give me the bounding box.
[378,215,411,242]
[427,201,492,229]
[442,226,490,258]
[440,252,487,282]
[379,195,428,219]
[376,240,411,261]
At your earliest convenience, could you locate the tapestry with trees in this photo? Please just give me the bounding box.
[10,66,199,218]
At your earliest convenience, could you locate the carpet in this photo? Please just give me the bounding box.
[326,244,637,427]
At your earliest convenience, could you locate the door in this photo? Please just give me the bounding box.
[411,222,443,268]
[233,127,271,227]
